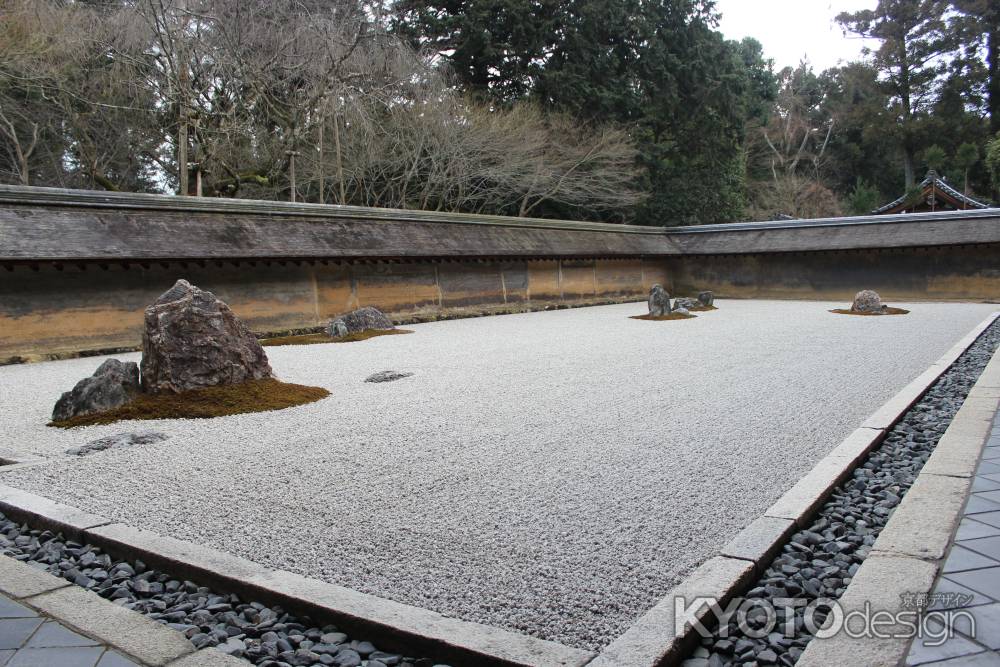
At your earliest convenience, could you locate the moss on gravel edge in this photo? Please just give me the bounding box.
[49,378,330,428]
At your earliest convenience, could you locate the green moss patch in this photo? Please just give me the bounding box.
[830,308,910,316]
[630,312,697,321]
[262,329,413,346]
[49,378,330,428]
[688,305,718,312]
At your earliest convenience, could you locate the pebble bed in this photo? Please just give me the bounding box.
[0,518,449,667]
[687,318,1000,667]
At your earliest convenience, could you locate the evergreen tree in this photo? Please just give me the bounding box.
[393,0,775,224]
[392,0,558,103]
[837,0,956,188]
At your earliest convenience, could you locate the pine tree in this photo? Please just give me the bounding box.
[837,0,956,188]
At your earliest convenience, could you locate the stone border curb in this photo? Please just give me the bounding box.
[0,484,111,542]
[0,497,593,667]
[585,311,999,667]
[585,557,755,667]
[0,553,245,666]
[795,325,1000,666]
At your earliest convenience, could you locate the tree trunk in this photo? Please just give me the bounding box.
[333,104,345,204]
[898,37,915,189]
[989,16,999,135]
[318,114,325,205]
[989,14,999,201]
[903,146,915,190]
[176,0,189,196]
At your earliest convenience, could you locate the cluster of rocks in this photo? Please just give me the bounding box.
[0,512,451,667]
[647,285,714,317]
[687,319,1000,666]
[327,307,395,339]
[52,280,273,421]
[849,289,888,314]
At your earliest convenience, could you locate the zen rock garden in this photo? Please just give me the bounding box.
[638,285,715,320]
[1,281,996,667]
[49,280,409,428]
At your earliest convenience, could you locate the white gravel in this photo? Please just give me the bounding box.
[0,300,996,650]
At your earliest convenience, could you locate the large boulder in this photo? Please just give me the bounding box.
[141,280,272,394]
[851,290,884,314]
[327,307,395,338]
[52,359,140,421]
[648,285,671,317]
[698,291,714,307]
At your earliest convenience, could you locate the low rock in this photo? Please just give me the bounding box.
[67,432,168,456]
[141,280,272,393]
[698,291,714,307]
[365,371,413,384]
[327,307,394,338]
[52,359,141,421]
[674,307,691,316]
[648,284,671,317]
[673,297,701,311]
[851,290,884,314]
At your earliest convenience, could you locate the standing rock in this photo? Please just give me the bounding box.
[648,285,671,317]
[141,280,272,393]
[698,291,714,307]
[851,290,884,314]
[327,307,395,338]
[52,359,141,421]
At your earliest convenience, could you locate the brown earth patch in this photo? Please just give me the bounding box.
[262,329,414,346]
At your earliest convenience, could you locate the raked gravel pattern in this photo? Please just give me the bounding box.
[686,316,1000,666]
[0,300,997,650]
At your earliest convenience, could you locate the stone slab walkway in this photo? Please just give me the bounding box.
[0,590,140,667]
[906,408,1000,666]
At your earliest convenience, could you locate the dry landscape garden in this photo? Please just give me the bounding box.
[1,1,1000,667]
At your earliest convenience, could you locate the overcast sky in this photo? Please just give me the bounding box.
[715,0,881,72]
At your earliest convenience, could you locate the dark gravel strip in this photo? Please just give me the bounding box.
[686,318,1000,667]
[0,516,451,667]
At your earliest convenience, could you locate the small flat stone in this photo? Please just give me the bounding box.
[365,371,414,384]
